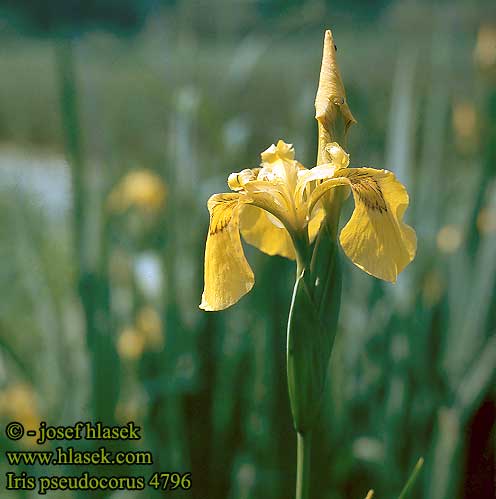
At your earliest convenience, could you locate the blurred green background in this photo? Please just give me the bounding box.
[0,0,495,498]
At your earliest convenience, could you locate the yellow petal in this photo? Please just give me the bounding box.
[315,30,357,137]
[325,142,350,168]
[227,168,260,191]
[307,176,351,215]
[339,168,416,282]
[296,163,337,191]
[200,193,254,311]
[239,205,296,260]
[261,140,295,163]
[295,143,349,204]
[308,206,325,242]
[241,180,296,231]
[258,140,304,201]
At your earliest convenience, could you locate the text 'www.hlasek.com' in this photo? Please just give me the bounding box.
[3,421,192,494]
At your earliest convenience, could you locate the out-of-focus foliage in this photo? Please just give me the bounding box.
[0,0,394,35]
[0,1,494,498]
[0,0,154,33]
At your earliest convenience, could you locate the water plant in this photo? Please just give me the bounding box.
[200,30,416,499]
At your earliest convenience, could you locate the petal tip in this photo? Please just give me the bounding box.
[199,295,215,312]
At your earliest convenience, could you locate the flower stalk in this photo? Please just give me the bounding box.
[296,432,312,499]
[287,30,354,498]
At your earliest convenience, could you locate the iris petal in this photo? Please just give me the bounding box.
[239,205,296,260]
[302,165,416,281]
[339,168,416,282]
[307,176,350,215]
[308,206,326,242]
[200,193,254,311]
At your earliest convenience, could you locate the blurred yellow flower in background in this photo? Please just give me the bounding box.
[118,306,164,360]
[200,139,416,311]
[474,23,496,71]
[108,169,167,213]
[115,398,146,424]
[136,305,164,350]
[477,207,496,234]
[436,224,462,254]
[422,270,445,307]
[117,326,145,360]
[0,383,40,447]
[452,100,479,153]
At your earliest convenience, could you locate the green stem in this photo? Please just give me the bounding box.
[398,457,424,499]
[55,39,85,276]
[296,432,312,499]
[292,230,310,277]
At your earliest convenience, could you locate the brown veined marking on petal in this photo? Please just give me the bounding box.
[346,169,388,214]
[338,167,416,282]
[208,194,240,235]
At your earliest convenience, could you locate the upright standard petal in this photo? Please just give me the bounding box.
[200,193,254,311]
[338,168,417,282]
[261,140,295,163]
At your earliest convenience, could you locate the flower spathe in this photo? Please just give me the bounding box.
[200,140,416,311]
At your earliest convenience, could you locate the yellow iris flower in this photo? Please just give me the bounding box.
[200,139,416,311]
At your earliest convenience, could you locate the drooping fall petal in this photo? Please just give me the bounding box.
[303,164,416,282]
[338,168,417,282]
[200,193,254,311]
